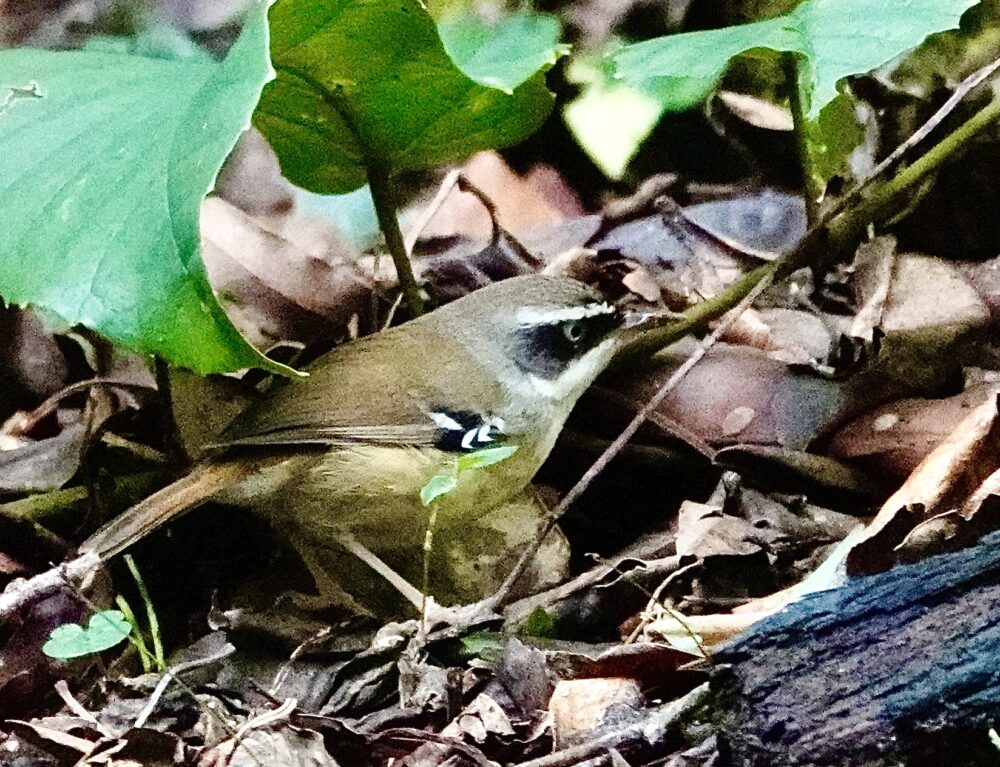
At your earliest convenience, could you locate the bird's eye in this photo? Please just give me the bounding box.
[563,320,586,345]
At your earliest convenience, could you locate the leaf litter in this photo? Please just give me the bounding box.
[2,2,1000,766]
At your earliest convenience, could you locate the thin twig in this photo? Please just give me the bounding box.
[382,289,405,331]
[821,59,1000,261]
[860,54,1000,200]
[335,531,426,610]
[0,552,100,622]
[625,560,703,645]
[270,626,332,698]
[335,531,454,624]
[404,169,461,254]
[133,640,236,728]
[230,696,297,748]
[54,680,117,739]
[504,551,683,625]
[517,682,712,767]
[10,377,154,435]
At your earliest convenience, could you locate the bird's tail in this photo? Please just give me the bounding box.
[79,461,254,561]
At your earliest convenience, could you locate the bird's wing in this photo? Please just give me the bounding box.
[209,330,501,452]
[211,423,442,449]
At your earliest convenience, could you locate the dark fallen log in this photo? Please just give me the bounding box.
[712,528,1000,766]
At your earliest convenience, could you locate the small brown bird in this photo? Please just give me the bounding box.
[82,275,645,606]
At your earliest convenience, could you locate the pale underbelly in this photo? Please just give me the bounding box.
[215,442,546,552]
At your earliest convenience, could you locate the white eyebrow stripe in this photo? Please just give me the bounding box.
[429,412,463,431]
[515,302,615,325]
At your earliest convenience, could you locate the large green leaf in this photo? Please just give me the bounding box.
[0,3,282,374]
[438,11,568,93]
[613,0,979,117]
[253,0,556,194]
[563,56,665,180]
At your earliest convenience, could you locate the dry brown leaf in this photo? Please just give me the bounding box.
[549,678,642,748]
[153,0,256,31]
[846,390,1000,576]
[0,308,69,406]
[849,235,896,343]
[441,693,515,744]
[717,92,794,131]
[6,718,97,756]
[957,253,1000,315]
[882,254,989,335]
[203,726,339,767]
[200,197,376,348]
[675,501,763,559]
[415,151,577,241]
[215,128,294,215]
[829,383,1000,479]
[602,342,847,451]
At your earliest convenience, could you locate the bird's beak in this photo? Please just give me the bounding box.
[619,308,677,334]
[612,308,682,362]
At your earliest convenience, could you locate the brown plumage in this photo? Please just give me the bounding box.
[80,276,627,603]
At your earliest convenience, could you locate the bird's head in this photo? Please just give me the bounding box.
[436,275,632,405]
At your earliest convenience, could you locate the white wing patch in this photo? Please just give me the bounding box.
[429,412,507,452]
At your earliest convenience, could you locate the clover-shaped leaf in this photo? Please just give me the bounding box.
[43,610,132,660]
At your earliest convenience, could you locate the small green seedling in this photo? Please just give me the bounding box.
[418,444,520,627]
[43,610,132,660]
[43,554,165,670]
[420,445,520,507]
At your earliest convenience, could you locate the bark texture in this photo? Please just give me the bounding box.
[712,529,1000,766]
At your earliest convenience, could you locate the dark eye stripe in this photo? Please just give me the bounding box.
[511,312,621,379]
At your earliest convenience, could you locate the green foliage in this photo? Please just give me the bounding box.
[0,2,560,373]
[420,474,460,507]
[420,445,520,506]
[253,0,557,194]
[805,93,866,192]
[518,606,558,638]
[438,11,568,93]
[123,553,166,672]
[989,727,1000,751]
[0,2,283,374]
[458,630,505,662]
[455,445,520,472]
[563,54,664,180]
[613,0,978,117]
[601,0,978,187]
[43,610,132,659]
